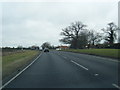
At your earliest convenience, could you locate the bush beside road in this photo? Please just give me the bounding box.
[61,49,120,59]
[2,50,40,82]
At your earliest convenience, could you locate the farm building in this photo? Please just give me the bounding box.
[56,46,69,50]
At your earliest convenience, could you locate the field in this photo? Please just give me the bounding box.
[2,49,40,81]
[62,49,120,59]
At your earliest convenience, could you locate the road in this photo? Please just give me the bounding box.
[3,50,119,88]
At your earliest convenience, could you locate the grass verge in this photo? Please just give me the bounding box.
[2,50,40,81]
[62,49,120,59]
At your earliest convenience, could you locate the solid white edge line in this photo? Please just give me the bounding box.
[112,83,120,89]
[71,60,89,70]
[0,51,43,89]
[94,56,120,63]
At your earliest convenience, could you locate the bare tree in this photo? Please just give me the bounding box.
[41,42,51,49]
[102,22,118,44]
[118,27,120,43]
[87,30,102,46]
[118,36,120,43]
[77,31,88,48]
[60,21,87,49]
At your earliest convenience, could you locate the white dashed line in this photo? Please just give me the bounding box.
[63,56,67,59]
[71,60,89,70]
[94,73,99,76]
[112,83,120,89]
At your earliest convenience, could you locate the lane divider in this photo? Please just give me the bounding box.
[112,83,120,89]
[63,56,67,59]
[57,53,89,71]
[94,73,99,76]
[0,51,43,89]
[71,60,89,71]
[54,52,119,88]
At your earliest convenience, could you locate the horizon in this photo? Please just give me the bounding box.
[1,1,119,47]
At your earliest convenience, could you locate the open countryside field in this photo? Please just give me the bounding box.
[2,50,40,81]
[62,49,120,59]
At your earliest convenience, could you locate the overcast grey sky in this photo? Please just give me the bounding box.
[1,1,119,47]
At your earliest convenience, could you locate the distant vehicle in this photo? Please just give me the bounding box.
[44,48,49,52]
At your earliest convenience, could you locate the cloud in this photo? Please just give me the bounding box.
[0,3,2,47]
[2,2,118,47]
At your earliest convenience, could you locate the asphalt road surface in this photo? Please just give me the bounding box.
[4,50,119,88]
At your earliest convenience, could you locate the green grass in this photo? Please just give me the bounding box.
[2,50,40,80]
[63,49,120,59]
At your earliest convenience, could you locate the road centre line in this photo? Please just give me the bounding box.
[63,56,67,58]
[76,58,80,59]
[112,83,120,89]
[71,60,89,70]
[0,52,43,89]
[94,73,99,76]
[56,53,67,59]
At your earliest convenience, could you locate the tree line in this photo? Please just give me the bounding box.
[59,21,120,49]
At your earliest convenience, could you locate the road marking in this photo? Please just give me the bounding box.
[57,53,67,59]
[71,60,89,70]
[91,55,120,63]
[63,56,67,59]
[94,73,99,76]
[112,83,120,89]
[0,52,43,89]
[76,58,80,59]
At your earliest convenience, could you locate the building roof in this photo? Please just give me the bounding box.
[59,46,69,48]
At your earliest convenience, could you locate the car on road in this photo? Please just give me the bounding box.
[44,48,49,52]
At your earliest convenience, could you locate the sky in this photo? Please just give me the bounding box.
[118,1,120,27]
[1,0,119,47]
